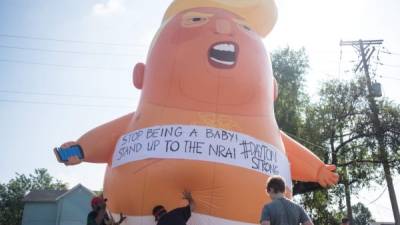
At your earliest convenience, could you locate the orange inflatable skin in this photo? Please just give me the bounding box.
[57,6,338,225]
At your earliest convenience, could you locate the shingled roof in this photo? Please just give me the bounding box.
[23,190,68,202]
[23,184,95,203]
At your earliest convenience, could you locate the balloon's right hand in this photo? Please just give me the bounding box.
[54,141,82,166]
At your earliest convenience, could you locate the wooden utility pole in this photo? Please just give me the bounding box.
[340,39,400,225]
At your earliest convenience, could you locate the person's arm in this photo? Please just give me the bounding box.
[259,205,271,225]
[182,190,195,211]
[103,211,113,225]
[117,213,127,225]
[87,210,106,225]
[298,204,314,225]
[95,208,107,225]
[87,212,97,225]
[261,221,271,225]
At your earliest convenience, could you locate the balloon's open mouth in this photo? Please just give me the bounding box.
[208,42,238,69]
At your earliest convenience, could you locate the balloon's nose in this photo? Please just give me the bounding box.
[215,19,232,35]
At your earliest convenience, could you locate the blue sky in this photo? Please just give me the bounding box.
[1,0,399,222]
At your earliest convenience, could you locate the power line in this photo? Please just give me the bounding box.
[382,51,400,56]
[356,194,393,212]
[0,59,130,71]
[379,63,400,68]
[0,98,132,109]
[380,76,400,81]
[308,68,338,77]
[382,46,400,56]
[283,131,326,151]
[338,45,343,79]
[0,33,147,48]
[0,44,143,57]
[367,186,388,205]
[0,90,133,100]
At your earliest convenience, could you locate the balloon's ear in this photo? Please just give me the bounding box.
[133,63,145,89]
[273,78,279,101]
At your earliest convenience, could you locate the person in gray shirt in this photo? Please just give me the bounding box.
[260,176,314,225]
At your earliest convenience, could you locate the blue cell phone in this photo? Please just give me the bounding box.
[55,145,84,162]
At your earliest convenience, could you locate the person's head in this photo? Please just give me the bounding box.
[341,217,349,225]
[91,196,107,211]
[152,205,167,221]
[266,175,286,196]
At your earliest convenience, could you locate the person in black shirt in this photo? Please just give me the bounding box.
[152,191,195,225]
[87,196,126,225]
[87,196,108,225]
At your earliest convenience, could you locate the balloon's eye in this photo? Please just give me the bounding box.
[243,25,251,31]
[192,17,202,22]
[182,16,209,27]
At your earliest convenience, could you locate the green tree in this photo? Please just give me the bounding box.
[352,203,374,225]
[300,190,342,225]
[270,47,398,224]
[272,46,309,135]
[359,97,400,223]
[300,77,400,224]
[271,47,340,224]
[0,168,68,225]
[271,46,400,224]
[302,78,384,224]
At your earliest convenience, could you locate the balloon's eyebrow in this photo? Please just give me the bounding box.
[233,18,250,26]
[182,11,214,19]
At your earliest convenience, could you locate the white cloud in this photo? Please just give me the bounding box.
[92,0,126,16]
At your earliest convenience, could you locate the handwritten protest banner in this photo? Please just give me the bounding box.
[112,125,292,187]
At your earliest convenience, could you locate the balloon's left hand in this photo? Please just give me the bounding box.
[317,164,339,187]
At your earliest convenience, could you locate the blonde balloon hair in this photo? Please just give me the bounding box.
[163,0,278,37]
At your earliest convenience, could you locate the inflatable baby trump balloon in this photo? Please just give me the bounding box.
[55,0,339,225]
